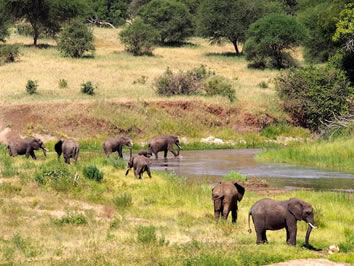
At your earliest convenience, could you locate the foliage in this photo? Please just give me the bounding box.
[57,20,95,58]
[339,228,354,253]
[83,165,104,182]
[197,0,272,55]
[0,5,10,43]
[275,65,353,131]
[119,17,159,56]
[138,0,193,43]
[58,79,68,88]
[53,212,88,225]
[0,44,20,64]
[87,0,129,27]
[333,3,354,47]
[80,81,96,95]
[260,124,310,140]
[26,80,38,95]
[328,51,354,86]
[223,171,248,182]
[136,225,157,243]
[203,76,235,102]
[244,14,306,69]
[258,81,268,88]
[3,0,87,46]
[112,192,132,209]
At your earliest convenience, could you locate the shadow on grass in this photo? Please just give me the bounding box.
[205,52,240,58]
[24,43,56,49]
[160,41,199,48]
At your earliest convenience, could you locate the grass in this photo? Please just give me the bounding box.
[0,151,352,264]
[257,137,354,172]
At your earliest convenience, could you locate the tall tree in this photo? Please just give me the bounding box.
[3,0,87,46]
[197,0,273,55]
[0,1,10,42]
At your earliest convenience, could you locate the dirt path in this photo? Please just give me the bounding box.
[269,259,348,266]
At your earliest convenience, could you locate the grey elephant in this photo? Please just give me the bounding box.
[212,181,245,223]
[7,138,48,160]
[138,150,152,158]
[148,135,181,159]
[54,139,79,164]
[248,198,316,247]
[125,155,151,179]
[103,136,132,159]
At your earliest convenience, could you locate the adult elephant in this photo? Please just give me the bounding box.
[103,136,132,159]
[248,198,316,247]
[148,135,180,159]
[54,139,79,164]
[212,181,245,223]
[7,138,48,160]
[125,155,151,179]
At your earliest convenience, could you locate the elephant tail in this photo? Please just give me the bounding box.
[248,210,252,233]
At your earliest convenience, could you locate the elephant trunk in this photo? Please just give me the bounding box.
[176,143,181,156]
[129,145,132,159]
[42,147,48,157]
[305,224,313,248]
[248,210,252,233]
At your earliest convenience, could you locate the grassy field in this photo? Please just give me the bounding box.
[0,146,353,265]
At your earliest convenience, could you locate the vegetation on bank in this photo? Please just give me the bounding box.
[0,145,353,264]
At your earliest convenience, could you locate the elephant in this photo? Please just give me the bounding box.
[138,150,152,158]
[103,136,132,159]
[248,197,316,247]
[54,139,79,164]
[7,138,48,160]
[148,135,181,159]
[212,181,245,223]
[125,155,151,179]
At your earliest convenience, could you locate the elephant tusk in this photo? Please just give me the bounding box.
[308,223,317,229]
[44,148,49,151]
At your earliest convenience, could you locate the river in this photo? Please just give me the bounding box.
[148,149,354,191]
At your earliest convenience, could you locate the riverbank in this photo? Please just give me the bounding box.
[0,148,352,264]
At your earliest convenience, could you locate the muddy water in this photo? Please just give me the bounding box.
[148,149,354,191]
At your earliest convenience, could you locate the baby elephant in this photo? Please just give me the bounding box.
[55,139,79,164]
[248,198,316,247]
[138,150,153,158]
[125,155,151,179]
[212,181,245,223]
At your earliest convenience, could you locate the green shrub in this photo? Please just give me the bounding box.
[119,17,159,56]
[339,228,354,253]
[0,44,20,63]
[58,79,68,88]
[223,171,248,182]
[136,225,157,243]
[26,80,38,95]
[112,193,132,209]
[54,212,88,225]
[204,76,235,102]
[276,65,354,131]
[83,165,103,182]
[258,81,268,88]
[57,20,95,58]
[80,81,96,95]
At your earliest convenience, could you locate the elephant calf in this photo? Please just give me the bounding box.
[212,181,245,223]
[248,198,316,247]
[125,155,151,179]
[103,136,132,159]
[148,135,180,159]
[55,139,79,164]
[7,138,48,160]
[138,150,152,158]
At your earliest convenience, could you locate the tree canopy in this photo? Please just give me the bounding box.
[87,0,129,27]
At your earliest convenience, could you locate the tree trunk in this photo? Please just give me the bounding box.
[33,28,39,47]
[232,40,240,56]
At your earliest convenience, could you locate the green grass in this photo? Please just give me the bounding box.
[0,151,352,264]
[257,137,354,172]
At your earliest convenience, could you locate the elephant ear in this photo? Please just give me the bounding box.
[55,140,63,157]
[288,198,303,220]
[233,182,245,201]
[31,139,41,149]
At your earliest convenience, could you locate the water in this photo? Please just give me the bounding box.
[148,149,354,191]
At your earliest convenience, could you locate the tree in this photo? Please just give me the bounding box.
[119,17,159,55]
[138,0,193,44]
[3,0,87,46]
[244,14,306,69]
[197,0,273,55]
[57,20,95,58]
[87,0,129,27]
[0,15,10,43]
[333,3,354,53]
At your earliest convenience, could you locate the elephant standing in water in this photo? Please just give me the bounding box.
[212,181,245,223]
[248,198,316,247]
[55,139,79,164]
[7,138,48,160]
[125,155,151,179]
[103,136,132,159]
[148,135,180,159]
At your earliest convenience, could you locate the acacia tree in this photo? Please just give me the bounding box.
[197,0,270,55]
[0,8,10,42]
[3,0,86,46]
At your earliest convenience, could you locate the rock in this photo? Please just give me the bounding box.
[328,245,340,254]
[201,136,224,145]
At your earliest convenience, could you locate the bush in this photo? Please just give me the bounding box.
[203,76,235,102]
[223,171,248,182]
[113,193,132,210]
[80,81,96,95]
[58,79,68,88]
[119,17,159,56]
[83,165,103,182]
[136,225,157,243]
[54,212,88,225]
[276,65,354,131]
[258,81,268,88]
[138,0,193,44]
[57,20,95,58]
[0,44,20,64]
[26,80,38,95]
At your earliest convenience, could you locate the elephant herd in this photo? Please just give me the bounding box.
[6,135,316,247]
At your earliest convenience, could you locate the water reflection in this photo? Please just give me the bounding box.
[148,149,354,191]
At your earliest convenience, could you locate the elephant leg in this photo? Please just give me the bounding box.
[154,152,158,159]
[213,198,223,221]
[222,203,230,220]
[231,206,238,224]
[118,146,123,158]
[164,149,168,158]
[29,150,37,160]
[74,149,79,162]
[64,156,70,164]
[168,144,178,157]
[286,219,297,245]
[287,227,297,245]
[256,229,266,244]
[146,166,152,178]
[133,169,138,178]
[262,231,268,243]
